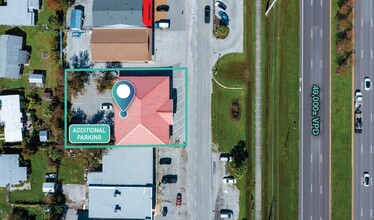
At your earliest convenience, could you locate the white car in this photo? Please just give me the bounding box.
[364,77,371,90]
[363,172,370,187]
[223,176,237,184]
[101,103,113,110]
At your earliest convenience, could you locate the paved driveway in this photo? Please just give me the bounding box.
[211,0,244,58]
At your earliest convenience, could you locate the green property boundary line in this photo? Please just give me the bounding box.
[63,67,188,148]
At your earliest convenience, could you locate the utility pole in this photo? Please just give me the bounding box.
[265,0,279,17]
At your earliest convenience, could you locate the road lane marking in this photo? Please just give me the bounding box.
[362,208,363,217]
[320,154,322,163]
[372,113,373,122]
[371,209,372,217]
[311,216,313,220]
[311,0,313,6]
[311,184,313,193]
[362,49,364,58]
[320,29,322,37]
[311,29,313,38]
[311,60,313,69]
[371,50,373,59]
[372,18,373,27]
[320,185,322,194]
[320,0,322,6]
[371,145,373,154]
[311,154,313,163]
[361,145,363,154]
[320,60,322,68]
[362,18,364,27]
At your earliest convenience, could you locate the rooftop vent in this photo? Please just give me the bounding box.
[114,190,121,197]
[114,205,121,213]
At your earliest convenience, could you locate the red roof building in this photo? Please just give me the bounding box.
[114,76,173,145]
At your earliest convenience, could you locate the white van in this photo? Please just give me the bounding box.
[219,153,232,162]
[220,209,233,218]
[155,19,170,29]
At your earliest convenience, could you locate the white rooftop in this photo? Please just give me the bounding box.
[0,95,23,142]
[89,186,152,219]
[0,0,40,26]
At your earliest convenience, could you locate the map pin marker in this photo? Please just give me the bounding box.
[112,80,136,119]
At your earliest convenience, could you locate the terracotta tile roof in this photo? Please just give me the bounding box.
[114,76,173,145]
[90,28,152,62]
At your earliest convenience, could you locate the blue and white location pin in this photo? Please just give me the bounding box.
[112,80,136,118]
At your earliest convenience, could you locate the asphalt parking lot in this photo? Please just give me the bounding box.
[212,152,240,220]
[171,70,187,145]
[70,74,113,119]
[211,0,243,55]
[155,148,188,219]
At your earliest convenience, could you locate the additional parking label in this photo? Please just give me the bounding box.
[69,124,110,144]
[311,84,320,136]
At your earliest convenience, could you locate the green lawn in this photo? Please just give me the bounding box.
[0,188,11,219]
[331,0,352,219]
[0,0,60,130]
[9,150,51,203]
[59,156,86,184]
[261,0,299,219]
[211,0,255,218]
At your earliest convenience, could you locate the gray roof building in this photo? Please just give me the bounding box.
[0,0,40,26]
[87,148,153,219]
[89,186,152,219]
[39,130,48,142]
[0,35,29,79]
[92,0,144,27]
[0,154,27,187]
[29,73,45,86]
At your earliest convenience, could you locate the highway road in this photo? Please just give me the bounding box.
[353,0,374,219]
[184,0,213,219]
[299,0,330,219]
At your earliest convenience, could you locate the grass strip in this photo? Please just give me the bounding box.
[261,0,300,219]
[331,0,352,219]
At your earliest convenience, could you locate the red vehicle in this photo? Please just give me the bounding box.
[176,193,182,208]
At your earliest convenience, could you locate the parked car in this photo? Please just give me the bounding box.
[220,209,233,218]
[154,19,170,28]
[156,5,169,12]
[205,5,211,23]
[363,172,370,187]
[162,206,168,216]
[159,157,172,165]
[364,77,371,90]
[223,176,237,184]
[219,153,232,162]
[218,11,229,25]
[176,193,182,208]
[161,175,178,184]
[101,103,113,110]
[215,1,227,10]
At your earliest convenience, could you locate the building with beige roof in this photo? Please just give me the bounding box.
[90,28,152,62]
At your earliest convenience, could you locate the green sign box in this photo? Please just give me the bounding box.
[69,124,110,144]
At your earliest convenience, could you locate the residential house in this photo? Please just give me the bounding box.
[0,35,29,79]
[0,154,27,187]
[0,0,40,26]
[0,95,23,142]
